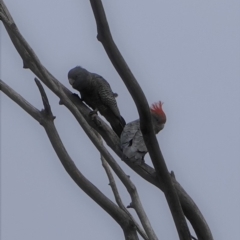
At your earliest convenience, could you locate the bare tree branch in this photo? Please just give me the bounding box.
[101,156,149,240]
[0,78,140,240]
[34,78,56,121]
[0,79,42,122]
[89,1,192,239]
[0,5,58,93]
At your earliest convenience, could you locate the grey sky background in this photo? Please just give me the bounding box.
[1,0,240,239]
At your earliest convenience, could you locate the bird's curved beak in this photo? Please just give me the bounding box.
[68,78,74,85]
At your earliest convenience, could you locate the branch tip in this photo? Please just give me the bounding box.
[127,202,134,209]
[170,171,176,179]
[34,78,53,117]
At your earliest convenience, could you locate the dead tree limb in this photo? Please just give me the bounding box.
[0,78,140,240]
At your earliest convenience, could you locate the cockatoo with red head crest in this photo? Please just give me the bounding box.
[120,101,166,164]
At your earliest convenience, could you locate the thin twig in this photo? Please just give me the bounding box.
[101,156,149,240]
[34,78,55,119]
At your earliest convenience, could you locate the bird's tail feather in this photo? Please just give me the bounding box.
[111,115,126,137]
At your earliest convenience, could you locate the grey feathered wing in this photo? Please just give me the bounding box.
[120,119,148,163]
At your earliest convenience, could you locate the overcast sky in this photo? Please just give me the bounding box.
[1,0,240,239]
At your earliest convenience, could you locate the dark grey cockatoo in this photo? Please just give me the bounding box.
[68,66,126,137]
[120,102,166,164]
